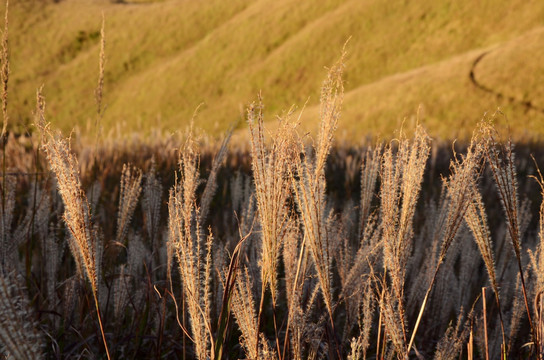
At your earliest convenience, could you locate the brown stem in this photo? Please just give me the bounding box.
[492,290,506,358]
[468,326,474,360]
[518,261,539,357]
[407,265,441,355]
[271,296,282,360]
[282,236,306,360]
[92,291,111,360]
[255,281,267,358]
[483,288,489,360]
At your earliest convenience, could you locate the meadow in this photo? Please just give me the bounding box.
[3,1,544,359]
[4,0,544,140]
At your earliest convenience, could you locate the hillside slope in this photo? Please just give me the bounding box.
[5,0,544,141]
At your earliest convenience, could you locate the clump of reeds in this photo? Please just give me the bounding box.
[378,124,431,357]
[290,49,345,329]
[407,130,484,355]
[167,124,230,360]
[247,94,295,303]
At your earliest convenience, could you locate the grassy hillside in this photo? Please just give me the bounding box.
[5,0,544,141]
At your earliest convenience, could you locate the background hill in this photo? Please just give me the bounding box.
[6,0,544,141]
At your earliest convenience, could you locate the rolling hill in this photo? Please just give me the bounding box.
[5,0,544,142]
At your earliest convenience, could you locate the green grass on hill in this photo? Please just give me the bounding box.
[5,0,544,142]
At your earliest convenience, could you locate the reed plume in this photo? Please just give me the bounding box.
[116,163,142,244]
[230,266,276,360]
[482,119,538,354]
[168,133,213,360]
[36,89,111,359]
[408,131,484,355]
[247,94,295,301]
[464,183,506,350]
[529,163,544,356]
[290,49,345,325]
[347,278,375,360]
[380,125,430,350]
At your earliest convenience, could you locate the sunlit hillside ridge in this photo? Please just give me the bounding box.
[5,0,544,142]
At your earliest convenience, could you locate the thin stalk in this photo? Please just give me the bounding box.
[380,326,387,360]
[468,327,474,360]
[493,290,506,358]
[518,263,538,356]
[376,296,383,360]
[328,310,342,359]
[483,288,489,360]
[214,232,248,360]
[254,280,267,358]
[271,297,282,360]
[407,264,441,355]
[92,291,111,360]
[282,235,306,360]
[182,279,186,360]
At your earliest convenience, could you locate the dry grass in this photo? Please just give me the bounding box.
[2,11,544,357]
[4,101,544,358]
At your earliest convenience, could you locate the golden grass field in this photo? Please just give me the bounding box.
[2,1,544,359]
[4,0,544,141]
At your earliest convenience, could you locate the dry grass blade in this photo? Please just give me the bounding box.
[465,185,498,294]
[315,46,345,178]
[483,121,522,262]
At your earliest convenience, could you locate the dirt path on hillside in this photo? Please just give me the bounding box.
[469,49,544,114]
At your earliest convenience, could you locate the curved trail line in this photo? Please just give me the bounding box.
[469,50,544,114]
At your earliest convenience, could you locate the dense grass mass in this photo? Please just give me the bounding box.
[3,1,544,359]
[1,51,544,358]
[4,0,544,140]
